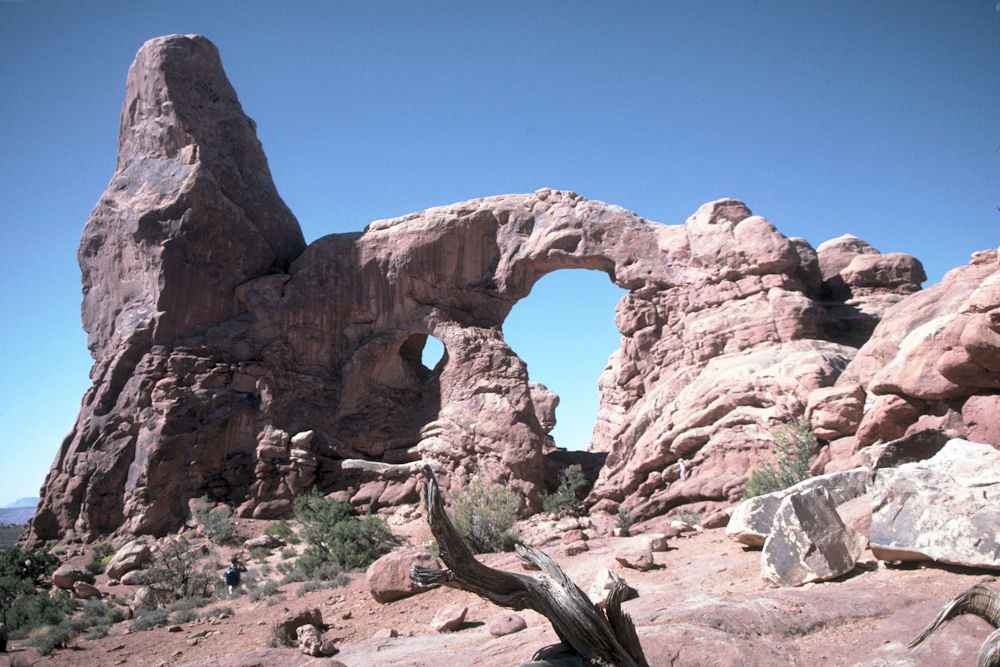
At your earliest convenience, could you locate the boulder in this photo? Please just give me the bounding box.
[295,624,337,657]
[761,488,867,586]
[133,586,158,611]
[587,568,636,609]
[489,613,527,637]
[106,540,152,580]
[243,534,284,550]
[726,467,871,547]
[430,604,467,632]
[870,439,1000,569]
[52,563,95,590]
[806,382,865,441]
[280,607,324,638]
[366,550,439,603]
[73,581,102,599]
[867,428,955,470]
[120,568,155,586]
[614,538,655,571]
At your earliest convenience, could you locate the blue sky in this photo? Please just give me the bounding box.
[1,1,997,506]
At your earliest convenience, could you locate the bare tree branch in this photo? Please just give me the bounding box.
[410,465,648,666]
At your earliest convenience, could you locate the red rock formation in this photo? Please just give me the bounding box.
[25,35,931,544]
[816,248,1000,469]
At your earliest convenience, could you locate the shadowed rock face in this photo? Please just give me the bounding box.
[25,35,926,544]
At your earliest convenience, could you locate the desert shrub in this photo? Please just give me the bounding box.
[28,620,78,655]
[280,546,298,560]
[267,624,293,648]
[144,538,215,602]
[676,510,702,527]
[449,474,521,554]
[293,490,397,574]
[200,604,233,619]
[85,543,116,575]
[85,624,110,640]
[615,508,634,537]
[743,416,816,499]
[131,607,169,632]
[192,496,235,545]
[250,546,271,563]
[6,590,78,640]
[2,547,71,637]
[297,579,323,596]
[80,598,126,626]
[264,519,301,545]
[249,580,281,602]
[542,464,588,515]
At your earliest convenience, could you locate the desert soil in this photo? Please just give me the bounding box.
[1,513,995,667]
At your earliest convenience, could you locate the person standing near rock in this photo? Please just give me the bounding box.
[0,621,8,652]
[223,556,246,595]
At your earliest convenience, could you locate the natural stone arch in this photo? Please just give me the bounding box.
[27,35,926,544]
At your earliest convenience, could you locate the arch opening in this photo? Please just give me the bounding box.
[399,333,447,379]
[502,268,626,452]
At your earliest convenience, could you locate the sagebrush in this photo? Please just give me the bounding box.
[542,464,588,515]
[448,473,521,554]
[293,490,396,574]
[743,416,816,498]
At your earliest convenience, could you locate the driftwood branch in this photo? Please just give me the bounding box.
[409,465,648,666]
[910,584,1000,667]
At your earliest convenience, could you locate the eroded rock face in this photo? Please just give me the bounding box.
[819,247,1000,474]
[26,34,929,544]
[870,439,1000,569]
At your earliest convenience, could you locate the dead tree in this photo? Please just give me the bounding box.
[910,584,1000,667]
[409,465,648,667]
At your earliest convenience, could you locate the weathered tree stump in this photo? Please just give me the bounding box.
[410,465,648,666]
[910,584,1000,667]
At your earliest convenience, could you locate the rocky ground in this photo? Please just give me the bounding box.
[2,511,995,667]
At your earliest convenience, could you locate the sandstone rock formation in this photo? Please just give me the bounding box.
[26,34,932,544]
[870,439,1000,570]
[815,248,1000,475]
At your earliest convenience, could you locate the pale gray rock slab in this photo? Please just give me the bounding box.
[726,467,872,547]
[870,438,1000,569]
[761,487,867,586]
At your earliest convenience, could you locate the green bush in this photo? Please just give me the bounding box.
[264,520,301,545]
[542,464,588,515]
[6,590,78,640]
[29,620,78,655]
[615,508,634,537]
[85,543,116,575]
[131,607,169,632]
[1,546,65,634]
[743,416,816,499]
[192,496,235,545]
[293,490,397,574]
[448,474,521,554]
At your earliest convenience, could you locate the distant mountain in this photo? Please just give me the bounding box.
[0,507,35,525]
[0,498,37,525]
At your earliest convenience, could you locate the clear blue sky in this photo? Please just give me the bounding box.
[1,1,997,507]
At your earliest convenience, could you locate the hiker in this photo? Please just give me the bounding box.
[0,621,8,653]
[223,557,246,595]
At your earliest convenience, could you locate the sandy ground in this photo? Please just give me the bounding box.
[1,514,996,667]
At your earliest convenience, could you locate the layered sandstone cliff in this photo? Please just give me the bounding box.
[26,35,952,544]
